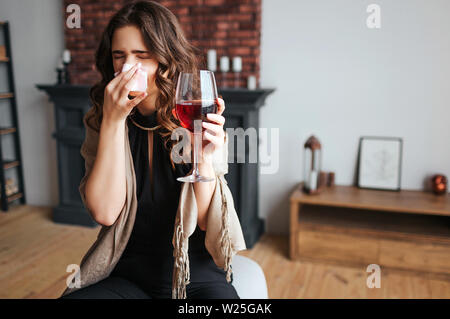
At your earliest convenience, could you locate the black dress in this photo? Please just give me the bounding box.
[110,108,233,298]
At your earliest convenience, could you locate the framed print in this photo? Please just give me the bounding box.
[357,136,403,191]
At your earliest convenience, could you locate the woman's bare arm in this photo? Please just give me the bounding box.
[84,119,127,226]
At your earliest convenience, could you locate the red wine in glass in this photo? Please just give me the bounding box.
[175,100,218,132]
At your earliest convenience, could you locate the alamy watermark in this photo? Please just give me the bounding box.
[366,4,381,29]
[170,121,280,175]
[66,4,81,29]
[66,264,81,289]
[366,264,381,288]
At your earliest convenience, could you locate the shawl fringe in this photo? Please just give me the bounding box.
[219,179,233,283]
[172,223,190,299]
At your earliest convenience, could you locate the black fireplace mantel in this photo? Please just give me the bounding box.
[36,84,275,248]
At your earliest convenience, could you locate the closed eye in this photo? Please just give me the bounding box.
[113,55,150,60]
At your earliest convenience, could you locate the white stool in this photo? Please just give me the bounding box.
[231,255,268,299]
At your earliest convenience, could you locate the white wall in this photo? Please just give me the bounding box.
[260,0,450,234]
[0,0,64,206]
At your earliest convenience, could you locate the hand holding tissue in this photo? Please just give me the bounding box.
[114,63,148,99]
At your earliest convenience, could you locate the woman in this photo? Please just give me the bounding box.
[60,1,246,299]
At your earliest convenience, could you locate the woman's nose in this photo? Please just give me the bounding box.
[124,58,139,67]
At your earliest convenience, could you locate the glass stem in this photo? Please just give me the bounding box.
[193,132,201,176]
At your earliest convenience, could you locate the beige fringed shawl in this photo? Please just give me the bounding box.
[60,108,247,299]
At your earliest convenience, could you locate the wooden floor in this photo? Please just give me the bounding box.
[1,205,449,299]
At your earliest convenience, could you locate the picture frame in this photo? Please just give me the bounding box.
[357,136,403,191]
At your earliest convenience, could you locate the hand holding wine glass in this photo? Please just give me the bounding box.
[200,98,226,159]
[172,98,226,159]
[173,70,226,183]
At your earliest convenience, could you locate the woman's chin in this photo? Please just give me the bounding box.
[136,103,157,114]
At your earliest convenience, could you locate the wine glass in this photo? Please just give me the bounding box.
[175,70,218,183]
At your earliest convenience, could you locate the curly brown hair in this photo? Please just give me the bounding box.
[87,0,202,169]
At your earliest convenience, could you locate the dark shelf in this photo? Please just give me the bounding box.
[0,92,14,99]
[7,192,23,203]
[0,127,16,135]
[3,160,19,169]
[0,21,26,211]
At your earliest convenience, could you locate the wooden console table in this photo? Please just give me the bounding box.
[290,183,450,278]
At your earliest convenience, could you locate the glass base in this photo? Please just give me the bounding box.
[177,173,215,183]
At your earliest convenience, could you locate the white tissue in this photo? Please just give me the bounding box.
[114,63,148,92]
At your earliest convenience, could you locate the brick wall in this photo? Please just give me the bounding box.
[63,0,261,88]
